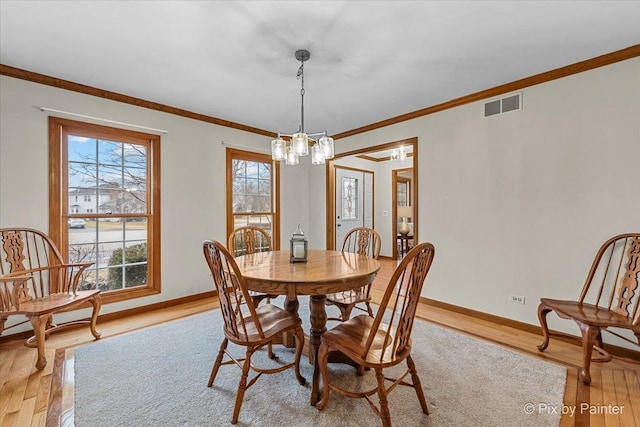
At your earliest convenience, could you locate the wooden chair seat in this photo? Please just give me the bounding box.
[537,233,640,385]
[321,315,405,367]
[10,289,100,316]
[234,304,302,343]
[540,298,637,329]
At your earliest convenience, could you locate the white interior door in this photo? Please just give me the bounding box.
[335,168,373,246]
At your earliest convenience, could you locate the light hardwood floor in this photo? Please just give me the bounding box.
[1,258,638,426]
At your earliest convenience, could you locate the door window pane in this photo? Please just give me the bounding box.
[342,177,358,220]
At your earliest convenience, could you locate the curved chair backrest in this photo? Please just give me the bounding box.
[0,228,84,304]
[579,233,640,326]
[341,227,381,259]
[228,226,272,257]
[363,242,435,361]
[203,240,265,344]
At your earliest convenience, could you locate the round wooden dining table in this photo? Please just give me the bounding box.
[234,249,380,406]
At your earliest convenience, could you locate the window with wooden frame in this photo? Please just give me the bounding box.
[226,148,280,249]
[49,117,161,304]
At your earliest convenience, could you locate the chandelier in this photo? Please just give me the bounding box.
[390,145,408,161]
[271,49,334,165]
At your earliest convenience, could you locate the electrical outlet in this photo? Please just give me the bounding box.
[509,294,526,304]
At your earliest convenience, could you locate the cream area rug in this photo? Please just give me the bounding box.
[75,300,566,426]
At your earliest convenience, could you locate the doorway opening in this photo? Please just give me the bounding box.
[326,137,418,258]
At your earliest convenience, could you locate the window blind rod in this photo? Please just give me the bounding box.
[39,107,169,134]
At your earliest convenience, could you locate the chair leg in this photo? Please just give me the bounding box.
[315,344,331,411]
[88,294,102,340]
[28,314,51,370]
[253,295,277,360]
[578,323,600,385]
[365,301,374,317]
[231,349,254,424]
[267,341,275,359]
[407,355,429,414]
[375,368,392,427]
[293,327,306,385]
[338,304,355,321]
[537,303,552,352]
[208,338,228,387]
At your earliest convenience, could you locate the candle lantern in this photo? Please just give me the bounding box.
[290,223,308,263]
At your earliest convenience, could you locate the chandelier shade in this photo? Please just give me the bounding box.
[271,49,334,165]
[391,145,407,161]
[271,137,286,161]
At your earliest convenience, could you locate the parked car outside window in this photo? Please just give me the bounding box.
[68,218,87,229]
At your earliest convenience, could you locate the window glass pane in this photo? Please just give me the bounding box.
[122,143,147,168]
[68,165,98,190]
[233,214,273,233]
[124,219,148,243]
[232,195,246,213]
[258,162,271,179]
[68,136,97,163]
[245,177,259,195]
[397,182,408,206]
[97,140,122,167]
[246,161,259,179]
[68,242,97,264]
[97,188,147,214]
[342,177,358,220]
[122,166,147,192]
[258,179,271,196]
[78,267,109,291]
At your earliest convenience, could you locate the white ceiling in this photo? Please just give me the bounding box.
[1,1,639,136]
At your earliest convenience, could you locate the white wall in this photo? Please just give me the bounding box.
[0,75,310,329]
[319,58,640,348]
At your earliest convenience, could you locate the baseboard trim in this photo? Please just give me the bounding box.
[0,290,216,345]
[420,296,640,361]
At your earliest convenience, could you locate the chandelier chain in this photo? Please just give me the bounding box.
[298,61,305,132]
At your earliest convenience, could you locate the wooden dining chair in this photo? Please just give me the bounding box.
[202,240,306,425]
[537,233,640,385]
[0,227,102,370]
[316,242,435,427]
[228,226,281,358]
[228,226,280,307]
[326,227,381,321]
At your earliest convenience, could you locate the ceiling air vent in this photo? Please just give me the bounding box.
[484,93,521,117]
